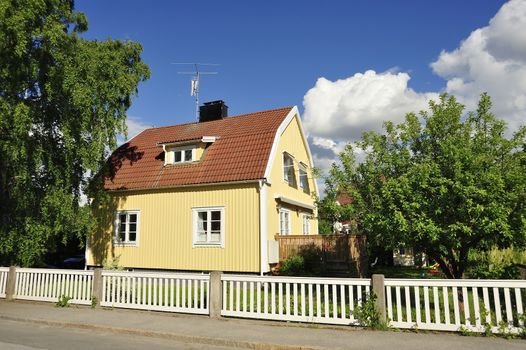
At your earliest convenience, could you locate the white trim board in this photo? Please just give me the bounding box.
[275,195,316,210]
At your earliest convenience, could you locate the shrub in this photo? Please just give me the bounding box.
[56,295,71,307]
[354,292,388,330]
[467,247,526,279]
[280,255,304,276]
[298,243,326,275]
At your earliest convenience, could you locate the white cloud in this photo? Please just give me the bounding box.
[430,0,526,131]
[304,0,526,196]
[302,70,438,192]
[303,70,438,142]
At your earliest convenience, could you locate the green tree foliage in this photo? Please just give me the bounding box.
[0,0,150,266]
[325,93,526,278]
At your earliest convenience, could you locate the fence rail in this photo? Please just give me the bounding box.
[0,267,9,298]
[14,268,94,305]
[384,279,526,333]
[221,274,371,325]
[101,271,210,315]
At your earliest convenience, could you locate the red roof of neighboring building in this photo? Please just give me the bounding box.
[336,191,353,206]
[103,107,293,191]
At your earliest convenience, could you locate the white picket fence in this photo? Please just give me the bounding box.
[0,267,9,298]
[1,266,525,335]
[101,271,210,315]
[14,268,94,305]
[221,274,371,325]
[385,279,526,333]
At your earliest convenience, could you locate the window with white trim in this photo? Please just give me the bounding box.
[171,146,195,164]
[302,214,311,235]
[114,211,139,245]
[193,207,224,246]
[299,163,310,194]
[283,153,296,187]
[279,209,291,235]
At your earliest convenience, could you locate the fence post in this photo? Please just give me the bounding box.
[371,274,386,323]
[209,271,222,318]
[91,268,103,307]
[5,266,17,301]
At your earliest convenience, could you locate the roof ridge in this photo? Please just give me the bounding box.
[140,106,293,132]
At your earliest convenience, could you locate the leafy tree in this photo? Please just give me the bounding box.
[0,0,150,266]
[326,93,526,278]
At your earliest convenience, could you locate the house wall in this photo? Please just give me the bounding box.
[87,183,260,273]
[266,114,318,238]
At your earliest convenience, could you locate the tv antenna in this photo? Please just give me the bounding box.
[171,62,219,120]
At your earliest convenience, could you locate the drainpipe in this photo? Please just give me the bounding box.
[259,180,269,275]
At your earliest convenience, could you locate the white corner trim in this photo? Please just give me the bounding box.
[259,180,269,274]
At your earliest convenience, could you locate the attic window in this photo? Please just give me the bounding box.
[166,145,196,165]
[299,163,310,194]
[283,153,296,188]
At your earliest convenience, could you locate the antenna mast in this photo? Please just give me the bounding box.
[171,62,219,120]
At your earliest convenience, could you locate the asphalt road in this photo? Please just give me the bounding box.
[0,319,235,350]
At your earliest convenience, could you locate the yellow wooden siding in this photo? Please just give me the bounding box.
[87,183,260,272]
[267,114,318,238]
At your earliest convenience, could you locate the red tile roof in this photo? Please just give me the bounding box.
[103,107,293,191]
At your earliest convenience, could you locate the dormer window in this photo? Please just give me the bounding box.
[160,136,218,166]
[163,145,196,165]
[173,146,194,163]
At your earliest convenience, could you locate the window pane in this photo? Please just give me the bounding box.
[174,151,182,162]
[118,214,126,241]
[128,231,136,242]
[129,214,137,223]
[211,221,221,231]
[198,211,207,230]
[198,211,207,221]
[211,211,221,221]
[119,225,126,241]
[280,211,289,235]
[198,220,207,231]
[129,223,136,232]
[210,232,221,243]
[184,149,192,161]
[196,231,206,242]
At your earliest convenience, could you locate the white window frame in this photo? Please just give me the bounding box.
[282,152,296,188]
[302,213,311,235]
[170,145,196,164]
[192,206,225,247]
[114,210,140,247]
[299,162,310,194]
[279,208,291,235]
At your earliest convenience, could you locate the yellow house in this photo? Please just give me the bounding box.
[87,101,319,274]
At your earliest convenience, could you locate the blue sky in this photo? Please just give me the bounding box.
[76,0,505,123]
[76,0,526,185]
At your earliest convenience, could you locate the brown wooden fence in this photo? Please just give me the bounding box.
[274,234,368,277]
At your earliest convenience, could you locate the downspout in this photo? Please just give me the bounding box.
[259,180,269,275]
